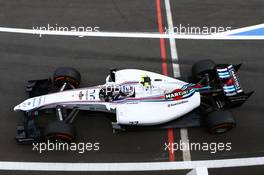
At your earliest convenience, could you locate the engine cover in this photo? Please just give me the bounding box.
[116,92,200,125]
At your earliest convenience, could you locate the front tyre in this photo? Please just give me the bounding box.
[44,121,75,142]
[205,110,236,134]
[53,67,81,88]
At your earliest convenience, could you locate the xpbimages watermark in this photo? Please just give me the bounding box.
[33,24,100,37]
[164,140,232,154]
[32,140,100,154]
[164,24,232,35]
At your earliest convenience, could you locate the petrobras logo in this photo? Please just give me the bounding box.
[167,100,188,107]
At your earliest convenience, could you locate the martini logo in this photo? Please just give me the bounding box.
[165,89,192,100]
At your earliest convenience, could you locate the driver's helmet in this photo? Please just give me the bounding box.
[140,74,151,87]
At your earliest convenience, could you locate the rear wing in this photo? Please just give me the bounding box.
[216,64,253,107]
[216,64,243,96]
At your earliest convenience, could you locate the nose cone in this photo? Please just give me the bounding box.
[13,98,35,112]
[14,105,21,111]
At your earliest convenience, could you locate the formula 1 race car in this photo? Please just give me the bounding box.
[14,60,253,143]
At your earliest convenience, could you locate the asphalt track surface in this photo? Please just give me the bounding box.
[0,0,263,174]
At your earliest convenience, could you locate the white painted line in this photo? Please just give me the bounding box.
[213,23,264,36]
[180,128,192,161]
[164,0,180,78]
[0,26,264,40]
[187,167,209,175]
[164,0,192,162]
[0,157,264,171]
[172,63,181,78]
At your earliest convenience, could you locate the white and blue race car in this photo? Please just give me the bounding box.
[14,60,253,143]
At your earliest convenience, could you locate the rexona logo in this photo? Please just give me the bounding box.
[165,89,192,100]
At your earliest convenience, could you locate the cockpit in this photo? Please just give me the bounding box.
[99,85,135,102]
[99,74,160,102]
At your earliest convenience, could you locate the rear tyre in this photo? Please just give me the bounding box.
[44,121,75,142]
[205,110,236,134]
[53,67,81,88]
[192,59,216,80]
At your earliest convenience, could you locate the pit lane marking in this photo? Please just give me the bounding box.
[164,0,180,78]
[0,156,263,171]
[164,0,192,161]
[0,25,264,39]
[156,0,175,161]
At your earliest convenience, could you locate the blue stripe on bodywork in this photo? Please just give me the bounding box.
[224,88,236,93]
[218,72,229,76]
[219,74,230,78]
[223,85,235,89]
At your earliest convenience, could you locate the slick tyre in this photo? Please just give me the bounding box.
[192,59,216,80]
[53,67,81,88]
[205,110,236,134]
[44,121,75,142]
